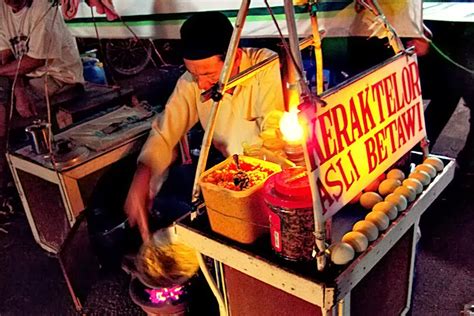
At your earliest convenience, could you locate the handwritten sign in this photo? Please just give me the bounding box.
[299,53,426,219]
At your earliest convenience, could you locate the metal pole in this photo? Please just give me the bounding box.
[283,0,327,271]
[191,0,251,203]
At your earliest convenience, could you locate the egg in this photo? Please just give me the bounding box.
[385,193,408,212]
[409,170,431,186]
[365,211,390,231]
[424,156,444,172]
[378,178,402,196]
[349,191,363,204]
[360,192,383,210]
[415,163,437,179]
[393,185,417,202]
[353,220,379,242]
[386,169,406,181]
[329,242,355,265]
[341,231,369,253]
[373,201,398,220]
[402,178,423,195]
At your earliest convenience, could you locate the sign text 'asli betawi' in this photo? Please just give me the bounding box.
[300,53,426,219]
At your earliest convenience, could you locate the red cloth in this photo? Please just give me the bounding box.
[87,0,119,21]
[60,0,119,21]
[61,0,80,20]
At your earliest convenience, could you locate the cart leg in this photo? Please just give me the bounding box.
[337,292,351,316]
[401,220,420,316]
[328,292,350,316]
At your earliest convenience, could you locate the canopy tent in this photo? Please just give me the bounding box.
[65,0,424,39]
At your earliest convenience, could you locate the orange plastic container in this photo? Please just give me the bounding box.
[199,156,281,244]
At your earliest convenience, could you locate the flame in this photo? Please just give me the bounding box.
[279,109,304,143]
[146,285,184,304]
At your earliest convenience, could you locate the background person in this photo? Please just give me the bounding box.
[124,11,285,241]
[0,0,84,205]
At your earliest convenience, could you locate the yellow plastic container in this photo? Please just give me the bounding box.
[199,156,281,244]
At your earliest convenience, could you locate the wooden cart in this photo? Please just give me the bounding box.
[175,153,454,315]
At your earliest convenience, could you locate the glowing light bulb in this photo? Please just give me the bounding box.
[279,109,304,143]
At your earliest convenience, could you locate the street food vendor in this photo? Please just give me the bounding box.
[0,0,84,208]
[125,11,285,241]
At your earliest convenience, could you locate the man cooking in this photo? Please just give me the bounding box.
[0,0,84,206]
[125,11,285,241]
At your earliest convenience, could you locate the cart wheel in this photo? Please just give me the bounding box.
[105,39,152,76]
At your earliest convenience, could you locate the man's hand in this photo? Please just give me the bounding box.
[124,163,153,242]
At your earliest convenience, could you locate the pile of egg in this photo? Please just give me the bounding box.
[328,156,445,265]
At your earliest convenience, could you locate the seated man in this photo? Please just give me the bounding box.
[125,12,285,241]
[0,0,84,202]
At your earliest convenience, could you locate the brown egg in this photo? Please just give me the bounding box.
[409,170,431,186]
[386,169,406,182]
[373,201,398,220]
[378,178,402,196]
[415,163,437,179]
[423,156,444,172]
[403,178,423,195]
[360,192,383,210]
[393,185,417,202]
[342,231,369,253]
[353,220,379,242]
[329,242,355,265]
[365,211,390,231]
[385,193,408,212]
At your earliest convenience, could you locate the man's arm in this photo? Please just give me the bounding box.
[124,163,153,242]
[0,55,45,78]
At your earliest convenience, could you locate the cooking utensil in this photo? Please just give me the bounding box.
[25,120,51,155]
[135,227,199,288]
[232,154,250,190]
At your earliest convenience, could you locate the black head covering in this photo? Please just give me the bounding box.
[180,11,234,60]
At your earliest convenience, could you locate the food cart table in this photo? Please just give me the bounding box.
[6,107,153,253]
[175,154,455,315]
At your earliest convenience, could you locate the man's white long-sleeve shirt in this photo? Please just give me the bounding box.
[138,47,285,194]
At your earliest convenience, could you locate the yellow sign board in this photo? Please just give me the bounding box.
[300,53,426,219]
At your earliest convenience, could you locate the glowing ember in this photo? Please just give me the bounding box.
[279,109,304,143]
[146,285,184,304]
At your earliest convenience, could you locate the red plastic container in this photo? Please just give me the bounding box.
[263,167,315,261]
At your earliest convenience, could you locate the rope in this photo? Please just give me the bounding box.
[430,41,474,75]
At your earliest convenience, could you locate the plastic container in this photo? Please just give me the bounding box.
[199,156,281,244]
[82,57,108,85]
[263,167,315,261]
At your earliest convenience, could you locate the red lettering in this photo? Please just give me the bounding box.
[374,128,388,165]
[349,98,364,139]
[397,117,407,147]
[392,72,405,112]
[372,80,386,124]
[358,87,376,134]
[331,104,353,153]
[318,111,337,163]
[324,164,343,200]
[365,137,378,173]
[401,66,412,105]
[383,73,397,117]
[385,120,398,154]
[402,104,417,140]
[408,61,422,100]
